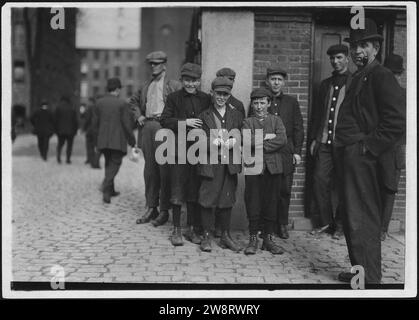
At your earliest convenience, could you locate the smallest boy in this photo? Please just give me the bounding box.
[242,88,287,255]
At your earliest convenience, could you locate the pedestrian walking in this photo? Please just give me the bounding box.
[129,51,182,224]
[309,44,351,239]
[54,95,79,164]
[334,19,405,284]
[380,53,406,241]
[197,77,244,253]
[243,88,287,255]
[30,101,55,161]
[82,97,101,168]
[92,78,136,204]
[160,63,211,245]
[259,65,305,239]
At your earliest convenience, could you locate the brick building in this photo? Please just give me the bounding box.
[197,6,408,231]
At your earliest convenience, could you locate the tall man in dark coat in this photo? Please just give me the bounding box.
[264,65,305,239]
[93,78,136,204]
[334,19,405,284]
[30,101,55,161]
[160,63,211,245]
[54,95,79,164]
[380,54,406,241]
[129,51,182,224]
[81,97,101,168]
[309,44,351,239]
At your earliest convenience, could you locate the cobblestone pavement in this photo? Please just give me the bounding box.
[9,134,405,284]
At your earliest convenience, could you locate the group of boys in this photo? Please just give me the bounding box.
[93,18,405,284]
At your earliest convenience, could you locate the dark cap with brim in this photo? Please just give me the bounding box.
[327,44,349,56]
[146,51,167,63]
[384,54,404,74]
[267,64,287,78]
[250,87,272,100]
[211,76,233,93]
[181,63,202,79]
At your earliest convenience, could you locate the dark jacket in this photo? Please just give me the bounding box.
[54,100,79,136]
[336,60,405,192]
[93,94,136,153]
[242,114,288,175]
[30,108,55,136]
[161,89,212,133]
[227,95,246,118]
[197,105,244,178]
[310,70,352,142]
[82,104,96,136]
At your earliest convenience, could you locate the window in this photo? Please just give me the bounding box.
[127,85,133,97]
[80,62,88,74]
[104,69,109,79]
[93,69,100,80]
[127,51,133,59]
[114,66,120,77]
[127,66,134,78]
[104,51,109,63]
[93,86,100,97]
[80,81,88,98]
[115,50,120,58]
[93,50,100,60]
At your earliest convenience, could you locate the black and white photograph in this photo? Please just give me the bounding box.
[2,1,416,300]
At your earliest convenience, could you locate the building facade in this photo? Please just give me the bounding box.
[198,6,408,231]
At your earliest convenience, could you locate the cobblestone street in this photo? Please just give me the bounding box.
[10,133,405,285]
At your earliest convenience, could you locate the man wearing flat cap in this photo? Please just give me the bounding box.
[93,78,136,203]
[160,63,211,246]
[309,44,351,239]
[334,18,405,284]
[216,67,246,118]
[380,53,406,241]
[129,51,182,225]
[196,76,244,253]
[259,65,304,239]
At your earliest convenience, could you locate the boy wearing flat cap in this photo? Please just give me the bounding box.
[334,18,405,284]
[196,76,244,253]
[260,65,304,239]
[129,51,182,226]
[309,44,351,239]
[243,88,287,255]
[160,63,211,246]
[216,67,246,118]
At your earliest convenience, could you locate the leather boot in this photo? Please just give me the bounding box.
[214,227,222,238]
[170,227,184,246]
[262,234,284,255]
[244,234,258,255]
[151,210,169,227]
[183,226,201,244]
[200,231,212,252]
[103,192,111,204]
[219,231,241,252]
[136,207,159,224]
[278,225,289,239]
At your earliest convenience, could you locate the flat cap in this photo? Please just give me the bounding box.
[266,64,287,78]
[107,77,122,90]
[250,87,272,100]
[384,54,404,74]
[327,44,348,56]
[216,67,236,78]
[211,76,233,93]
[146,51,167,63]
[180,63,202,78]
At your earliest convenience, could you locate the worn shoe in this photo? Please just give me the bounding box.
[136,207,159,224]
[183,226,201,244]
[111,191,120,197]
[103,192,111,204]
[66,159,71,164]
[170,227,184,246]
[332,228,344,240]
[214,228,222,238]
[244,234,258,255]
[278,225,289,239]
[381,231,387,241]
[262,234,284,255]
[151,210,169,227]
[200,231,212,252]
[310,224,330,236]
[219,231,242,252]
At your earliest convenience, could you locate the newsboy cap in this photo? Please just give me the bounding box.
[146,51,167,63]
[266,64,288,78]
[181,63,202,78]
[250,87,272,100]
[216,67,236,79]
[344,18,384,44]
[211,76,233,93]
[107,77,122,91]
[327,44,349,56]
[384,54,404,74]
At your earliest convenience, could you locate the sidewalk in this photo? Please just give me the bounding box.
[9,134,405,284]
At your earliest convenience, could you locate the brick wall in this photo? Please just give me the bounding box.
[253,13,312,220]
[392,13,407,230]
